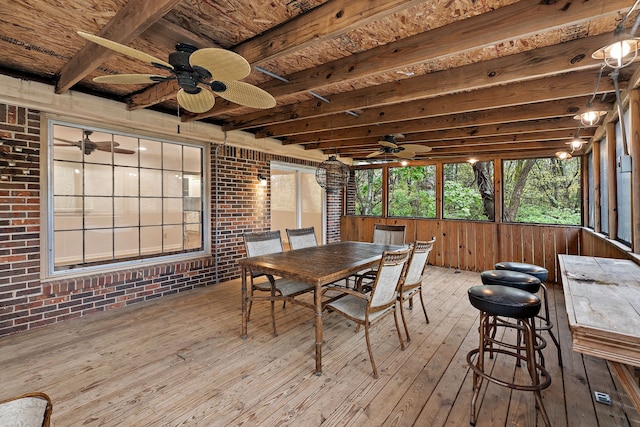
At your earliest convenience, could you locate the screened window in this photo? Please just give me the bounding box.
[353,168,383,216]
[388,165,436,218]
[49,122,206,273]
[599,136,608,234]
[443,161,494,221]
[502,157,580,225]
[616,112,632,245]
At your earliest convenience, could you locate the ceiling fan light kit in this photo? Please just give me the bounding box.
[366,134,432,160]
[78,31,276,114]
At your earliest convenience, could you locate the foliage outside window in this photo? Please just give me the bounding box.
[443,161,494,221]
[49,122,205,273]
[502,157,580,225]
[388,165,436,218]
[353,168,383,216]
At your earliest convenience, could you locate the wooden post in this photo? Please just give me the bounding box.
[630,89,640,252]
[606,121,618,240]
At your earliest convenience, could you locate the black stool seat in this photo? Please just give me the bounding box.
[495,261,549,282]
[480,269,541,294]
[468,285,541,319]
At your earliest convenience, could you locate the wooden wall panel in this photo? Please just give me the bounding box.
[341,217,583,282]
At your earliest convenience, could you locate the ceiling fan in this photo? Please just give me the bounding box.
[54,130,135,155]
[77,31,276,114]
[366,134,432,159]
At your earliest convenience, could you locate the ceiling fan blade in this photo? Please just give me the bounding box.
[177,88,215,113]
[54,137,81,146]
[99,147,136,155]
[190,48,251,81]
[401,144,432,153]
[395,150,416,159]
[77,31,173,69]
[378,139,398,149]
[213,80,276,109]
[94,74,162,84]
[366,150,383,158]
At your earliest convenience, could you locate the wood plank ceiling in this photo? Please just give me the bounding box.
[1,0,639,162]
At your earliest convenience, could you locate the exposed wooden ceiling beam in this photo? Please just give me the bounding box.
[221,34,614,131]
[189,0,630,121]
[257,70,615,138]
[55,0,181,94]
[280,97,609,144]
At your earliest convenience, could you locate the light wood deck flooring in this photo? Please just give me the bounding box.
[1,266,638,426]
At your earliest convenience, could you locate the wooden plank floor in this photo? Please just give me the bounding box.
[1,266,639,426]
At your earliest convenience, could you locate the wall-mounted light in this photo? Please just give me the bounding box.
[468,158,478,165]
[400,160,409,166]
[257,173,268,186]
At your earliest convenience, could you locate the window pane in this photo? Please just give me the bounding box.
[616,113,632,244]
[141,226,162,255]
[113,135,139,167]
[163,170,183,197]
[183,146,201,174]
[163,198,183,224]
[114,197,139,227]
[444,162,494,221]
[54,230,83,266]
[53,161,82,196]
[140,139,162,169]
[141,198,163,226]
[389,165,436,218]
[140,169,162,197]
[85,197,112,229]
[163,224,183,251]
[502,158,580,225]
[184,224,201,249]
[85,163,112,196]
[114,166,139,197]
[85,131,113,164]
[353,169,383,216]
[54,196,83,230]
[163,142,182,171]
[53,125,83,162]
[85,229,113,262]
[114,227,139,258]
[600,137,608,234]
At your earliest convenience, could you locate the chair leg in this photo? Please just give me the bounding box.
[393,308,406,351]
[399,298,411,342]
[470,312,487,426]
[418,288,429,323]
[364,322,378,379]
[540,283,562,366]
[270,288,278,337]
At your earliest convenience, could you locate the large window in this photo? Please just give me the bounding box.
[502,157,580,225]
[443,161,494,221]
[48,122,206,274]
[353,168,383,216]
[388,165,436,218]
[616,112,632,245]
[600,136,608,234]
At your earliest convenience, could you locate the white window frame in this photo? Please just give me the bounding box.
[42,119,211,279]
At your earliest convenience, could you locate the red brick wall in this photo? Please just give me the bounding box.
[0,103,345,338]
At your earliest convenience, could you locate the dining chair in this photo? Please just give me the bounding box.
[398,237,436,342]
[373,224,406,245]
[243,230,315,336]
[286,227,318,250]
[355,223,407,291]
[322,247,412,378]
[0,392,53,427]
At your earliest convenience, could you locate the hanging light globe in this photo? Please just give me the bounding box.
[315,155,350,192]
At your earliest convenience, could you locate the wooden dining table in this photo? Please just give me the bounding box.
[558,254,640,413]
[237,241,402,375]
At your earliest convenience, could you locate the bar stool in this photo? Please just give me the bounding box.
[467,285,551,427]
[495,261,562,365]
[480,269,546,367]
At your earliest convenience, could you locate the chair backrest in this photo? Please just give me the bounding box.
[403,238,436,286]
[369,248,411,309]
[286,227,318,250]
[373,224,406,245]
[0,392,52,427]
[243,230,284,257]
